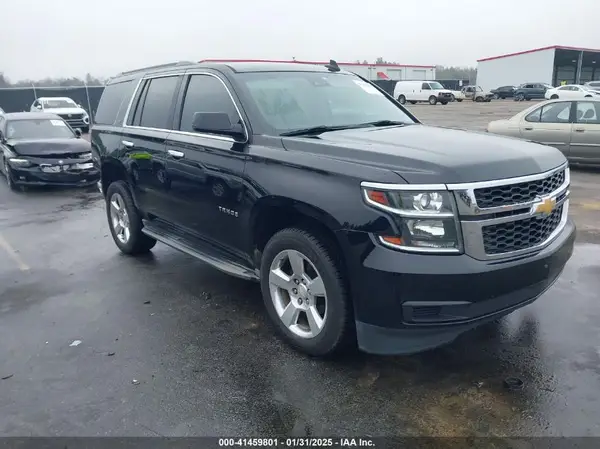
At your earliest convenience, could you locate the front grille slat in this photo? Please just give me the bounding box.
[482,206,563,255]
[474,170,565,209]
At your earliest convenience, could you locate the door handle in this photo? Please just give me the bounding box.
[122,140,134,148]
[524,127,533,131]
[574,128,585,132]
[168,149,185,159]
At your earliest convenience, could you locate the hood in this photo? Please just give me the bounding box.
[42,107,87,115]
[281,125,566,184]
[7,138,92,157]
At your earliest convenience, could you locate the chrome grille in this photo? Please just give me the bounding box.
[482,206,563,255]
[474,169,565,209]
[450,164,570,261]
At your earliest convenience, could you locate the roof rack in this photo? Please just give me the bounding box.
[116,61,195,77]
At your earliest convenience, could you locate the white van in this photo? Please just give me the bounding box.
[393,81,454,105]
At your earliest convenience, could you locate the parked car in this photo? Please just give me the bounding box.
[393,80,453,105]
[487,99,600,166]
[462,86,493,102]
[93,60,575,357]
[30,97,90,133]
[514,83,553,101]
[0,112,98,191]
[449,90,464,102]
[544,84,599,100]
[490,85,516,99]
[584,81,600,91]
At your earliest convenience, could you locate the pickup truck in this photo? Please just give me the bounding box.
[92,59,575,357]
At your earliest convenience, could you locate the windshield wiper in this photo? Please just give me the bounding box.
[358,120,408,128]
[280,121,408,137]
[280,125,361,137]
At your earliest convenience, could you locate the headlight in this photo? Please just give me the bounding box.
[8,158,33,168]
[362,184,462,253]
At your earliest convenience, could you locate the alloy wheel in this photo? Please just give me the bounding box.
[268,249,328,339]
[109,193,131,244]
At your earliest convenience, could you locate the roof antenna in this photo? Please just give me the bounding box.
[325,59,340,72]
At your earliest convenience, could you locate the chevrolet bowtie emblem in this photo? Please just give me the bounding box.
[533,197,556,216]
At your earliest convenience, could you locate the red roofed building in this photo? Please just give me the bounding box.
[476,45,600,91]
[199,59,436,81]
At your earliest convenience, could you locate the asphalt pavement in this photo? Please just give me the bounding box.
[1,103,600,437]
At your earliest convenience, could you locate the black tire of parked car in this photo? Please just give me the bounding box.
[475,96,484,102]
[585,95,593,98]
[409,100,417,104]
[456,99,463,102]
[440,101,448,105]
[260,227,354,357]
[105,180,157,255]
[551,94,559,99]
[3,158,18,191]
[493,94,499,100]
[515,93,525,101]
[398,95,406,104]
[450,94,456,102]
[428,96,437,105]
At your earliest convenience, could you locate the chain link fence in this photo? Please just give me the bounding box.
[0,85,105,120]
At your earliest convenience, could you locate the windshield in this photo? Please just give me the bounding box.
[42,99,77,109]
[428,82,445,90]
[6,119,75,140]
[238,72,415,134]
[587,82,600,88]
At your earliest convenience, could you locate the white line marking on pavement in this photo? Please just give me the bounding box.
[0,232,30,271]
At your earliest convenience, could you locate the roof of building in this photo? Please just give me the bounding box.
[199,58,436,69]
[478,45,600,63]
[3,112,62,121]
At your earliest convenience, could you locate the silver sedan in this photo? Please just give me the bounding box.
[487,99,600,166]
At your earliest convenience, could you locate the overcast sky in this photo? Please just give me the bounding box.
[1,0,598,81]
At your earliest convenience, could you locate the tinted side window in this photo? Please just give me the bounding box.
[179,75,240,134]
[421,83,430,90]
[576,102,600,124]
[526,102,571,123]
[94,80,136,125]
[138,76,180,129]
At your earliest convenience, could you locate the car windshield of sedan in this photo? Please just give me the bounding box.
[6,119,75,140]
[239,71,415,134]
[42,99,76,109]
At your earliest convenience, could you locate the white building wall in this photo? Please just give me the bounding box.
[339,65,436,81]
[476,48,556,91]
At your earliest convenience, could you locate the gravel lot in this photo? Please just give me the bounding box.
[1,101,600,438]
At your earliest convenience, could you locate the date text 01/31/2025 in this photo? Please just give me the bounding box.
[218,438,375,447]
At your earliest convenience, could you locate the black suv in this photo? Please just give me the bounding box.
[514,83,552,101]
[92,60,575,357]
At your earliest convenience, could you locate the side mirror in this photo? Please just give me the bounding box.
[74,128,82,138]
[192,112,245,141]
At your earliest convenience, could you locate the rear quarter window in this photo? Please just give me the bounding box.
[94,80,136,126]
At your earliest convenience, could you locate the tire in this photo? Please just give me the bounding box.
[493,94,499,100]
[260,227,353,357]
[3,158,18,191]
[428,96,437,105]
[456,99,463,102]
[475,96,484,102]
[500,96,506,100]
[105,180,156,255]
[585,95,592,98]
[550,94,559,100]
[398,95,406,104]
[516,93,525,101]
[440,101,448,105]
[409,100,417,104]
[450,94,456,102]
[526,98,532,101]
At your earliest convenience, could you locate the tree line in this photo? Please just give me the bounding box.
[1,61,477,88]
[0,72,105,88]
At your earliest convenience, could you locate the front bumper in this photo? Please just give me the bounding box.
[437,94,453,102]
[10,165,100,187]
[337,219,576,355]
